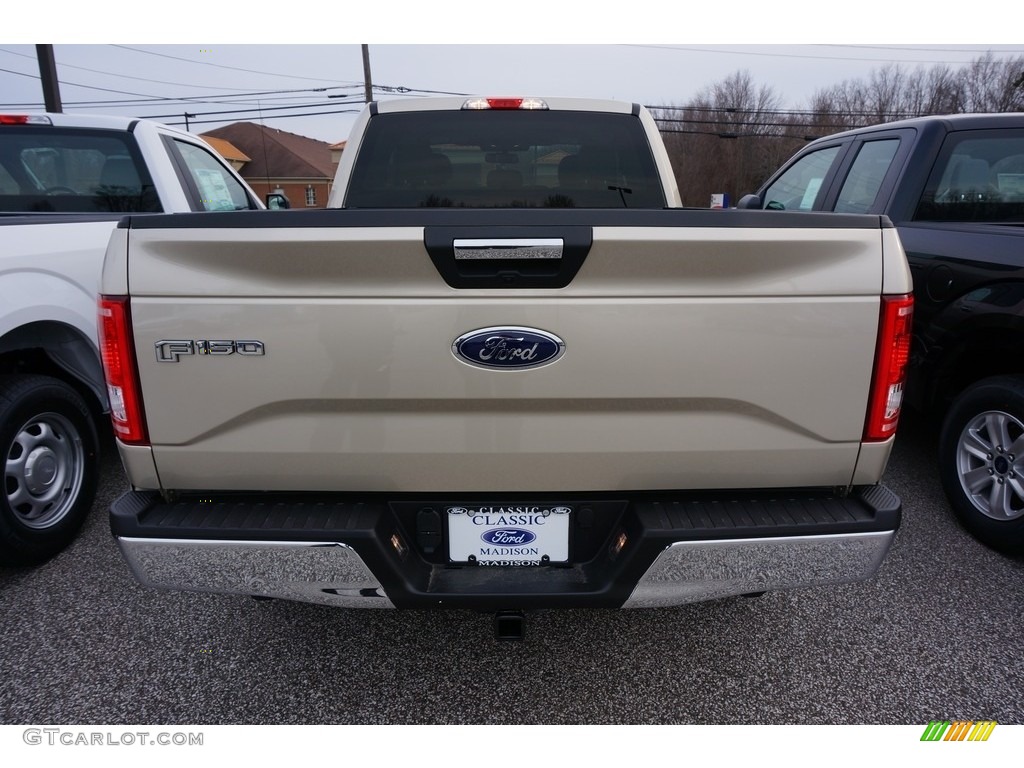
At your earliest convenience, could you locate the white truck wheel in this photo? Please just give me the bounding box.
[0,375,99,565]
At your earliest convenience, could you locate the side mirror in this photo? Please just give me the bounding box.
[735,194,763,210]
[266,192,291,209]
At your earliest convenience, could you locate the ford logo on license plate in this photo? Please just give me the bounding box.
[452,326,565,370]
[481,528,537,546]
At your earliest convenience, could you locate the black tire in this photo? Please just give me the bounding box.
[938,375,1024,556]
[0,375,99,566]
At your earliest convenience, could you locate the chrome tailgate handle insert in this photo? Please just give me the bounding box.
[453,238,564,260]
[425,225,591,289]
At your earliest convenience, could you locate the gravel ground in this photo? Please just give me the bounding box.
[1,412,1021,725]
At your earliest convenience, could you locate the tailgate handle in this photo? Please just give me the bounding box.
[454,238,563,260]
[425,225,591,289]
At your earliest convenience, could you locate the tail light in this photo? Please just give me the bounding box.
[99,296,148,445]
[864,294,913,441]
[0,114,52,125]
[462,98,548,111]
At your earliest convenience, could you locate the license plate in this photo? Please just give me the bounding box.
[447,505,571,565]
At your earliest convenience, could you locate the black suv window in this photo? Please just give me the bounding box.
[914,130,1024,223]
[760,145,842,211]
[834,139,899,214]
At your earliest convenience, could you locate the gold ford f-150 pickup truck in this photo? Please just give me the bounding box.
[99,97,912,638]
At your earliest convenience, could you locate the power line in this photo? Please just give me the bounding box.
[0,65,38,80]
[0,46,292,92]
[622,44,1021,66]
[0,64,180,101]
[110,44,361,86]
[139,98,367,121]
[134,89,464,127]
[28,91,356,108]
[817,44,1024,55]
[0,51,465,110]
[0,58,363,106]
[166,107,365,128]
[648,104,927,119]
[57,93,360,109]
[0,45,377,109]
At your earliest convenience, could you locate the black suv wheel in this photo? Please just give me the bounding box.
[939,376,1024,556]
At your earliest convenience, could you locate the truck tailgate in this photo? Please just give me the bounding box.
[113,210,890,493]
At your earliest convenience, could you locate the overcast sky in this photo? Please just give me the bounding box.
[3,5,1022,144]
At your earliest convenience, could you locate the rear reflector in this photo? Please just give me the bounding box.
[864,294,913,441]
[99,296,148,445]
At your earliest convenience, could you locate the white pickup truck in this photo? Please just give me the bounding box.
[0,112,261,564]
[100,97,912,637]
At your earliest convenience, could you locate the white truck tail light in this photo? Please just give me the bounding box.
[0,114,52,125]
[864,294,914,442]
[462,97,548,110]
[99,296,148,445]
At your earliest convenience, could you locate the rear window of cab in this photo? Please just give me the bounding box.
[344,110,666,209]
[0,126,160,213]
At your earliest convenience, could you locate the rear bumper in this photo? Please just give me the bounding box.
[111,485,900,610]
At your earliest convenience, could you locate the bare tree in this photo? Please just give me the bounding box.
[808,53,1024,127]
[961,53,1024,112]
[655,71,795,206]
[903,66,964,115]
[867,64,908,123]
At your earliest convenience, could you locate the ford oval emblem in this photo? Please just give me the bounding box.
[453,326,565,370]
[481,529,538,546]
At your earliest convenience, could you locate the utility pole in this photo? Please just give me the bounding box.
[184,113,196,132]
[361,44,373,103]
[35,44,62,113]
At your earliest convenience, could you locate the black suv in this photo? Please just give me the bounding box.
[742,113,1024,555]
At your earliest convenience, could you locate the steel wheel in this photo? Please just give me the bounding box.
[5,411,86,529]
[954,410,1024,521]
[0,375,99,565]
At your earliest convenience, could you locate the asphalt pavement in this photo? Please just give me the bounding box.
[1,412,1022,725]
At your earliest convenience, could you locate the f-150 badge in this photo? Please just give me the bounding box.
[154,339,265,363]
[452,327,564,370]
